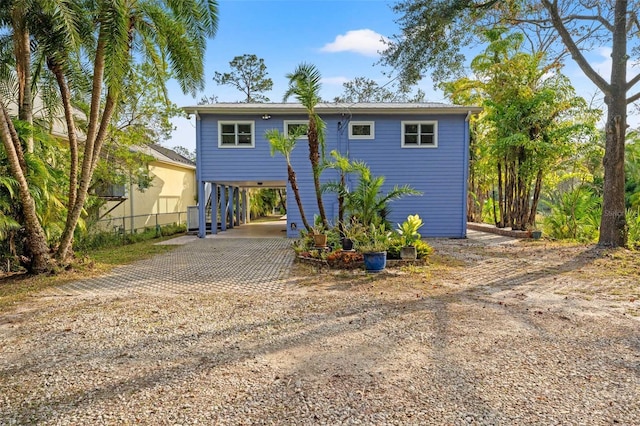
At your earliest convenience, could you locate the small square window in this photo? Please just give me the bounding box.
[284,121,308,139]
[349,121,375,139]
[401,121,438,148]
[218,121,255,148]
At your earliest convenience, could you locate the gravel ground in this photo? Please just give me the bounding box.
[1,238,639,425]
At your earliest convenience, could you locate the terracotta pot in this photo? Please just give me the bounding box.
[313,233,328,247]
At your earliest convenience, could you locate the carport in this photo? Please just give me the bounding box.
[197,179,286,238]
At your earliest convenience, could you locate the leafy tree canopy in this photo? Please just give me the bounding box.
[333,76,425,103]
[213,54,273,103]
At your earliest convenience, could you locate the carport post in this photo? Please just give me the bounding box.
[220,185,227,231]
[198,180,206,238]
[211,183,218,235]
[235,187,241,226]
[228,186,234,229]
[242,190,249,224]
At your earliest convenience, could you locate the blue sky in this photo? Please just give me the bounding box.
[166,0,629,151]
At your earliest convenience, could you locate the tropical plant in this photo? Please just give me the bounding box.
[341,160,421,228]
[266,127,311,232]
[387,238,433,259]
[353,223,392,253]
[542,185,602,242]
[442,29,598,231]
[0,0,219,272]
[322,150,352,231]
[627,209,640,250]
[396,214,423,247]
[284,63,328,228]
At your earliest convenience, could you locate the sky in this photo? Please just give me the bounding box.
[165,0,635,152]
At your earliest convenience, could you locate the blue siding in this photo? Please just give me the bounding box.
[197,111,470,238]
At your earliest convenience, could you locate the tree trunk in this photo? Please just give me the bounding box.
[0,101,53,273]
[287,164,311,232]
[56,31,113,262]
[598,0,628,247]
[49,60,79,211]
[497,162,504,227]
[599,101,627,246]
[307,115,328,227]
[528,169,543,226]
[12,9,34,153]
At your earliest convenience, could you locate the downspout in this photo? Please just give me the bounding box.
[462,111,472,238]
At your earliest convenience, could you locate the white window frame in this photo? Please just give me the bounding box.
[283,120,309,139]
[218,121,255,148]
[349,121,375,140]
[401,121,438,148]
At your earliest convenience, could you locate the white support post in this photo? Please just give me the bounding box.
[220,186,227,231]
[211,183,218,235]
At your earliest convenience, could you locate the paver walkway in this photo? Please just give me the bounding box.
[45,237,295,296]
[43,225,515,298]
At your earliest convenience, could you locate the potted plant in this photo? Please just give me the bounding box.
[311,215,327,247]
[341,219,365,251]
[355,224,391,272]
[396,214,423,260]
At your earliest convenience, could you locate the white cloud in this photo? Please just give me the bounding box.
[322,76,350,86]
[320,29,389,57]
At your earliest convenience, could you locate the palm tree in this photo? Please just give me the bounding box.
[321,150,352,233]
[266,128,311,232]
[53,0,218,262]
[0,0,219,269]
[283,63,329,228]
[343,161,421,228]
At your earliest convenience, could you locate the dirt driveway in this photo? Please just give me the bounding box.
[1,234,638,425]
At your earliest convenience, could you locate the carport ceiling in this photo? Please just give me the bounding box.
[213,180,287,188]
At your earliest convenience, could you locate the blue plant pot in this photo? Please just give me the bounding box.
[363,251,387,272]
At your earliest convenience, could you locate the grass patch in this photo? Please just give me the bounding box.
[0,234,181,312]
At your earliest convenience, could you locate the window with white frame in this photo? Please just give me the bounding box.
[283,120,308,138]
[218,121,255,147]
[401,121,438,147]
[349,121,375,139]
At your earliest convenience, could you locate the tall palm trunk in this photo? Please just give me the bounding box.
[56,30,119,262]
[287,163,311,232]
[49,60,79,211]
[0,102,52,273]
[307,115,328,227]
[12,9,34,153]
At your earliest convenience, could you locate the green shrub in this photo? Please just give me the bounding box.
[627,209,640,250]
[74,222,186,252]
[542,186,601,242]
[387,235,433,259]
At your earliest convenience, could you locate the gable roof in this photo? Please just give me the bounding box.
[131,144,195,169]
[184,102,482,115]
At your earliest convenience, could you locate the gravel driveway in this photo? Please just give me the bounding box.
[1,234,638,425]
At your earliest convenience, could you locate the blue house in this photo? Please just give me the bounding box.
[183,103,481,239]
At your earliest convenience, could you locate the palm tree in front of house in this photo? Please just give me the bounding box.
[283,63,329,228]
[266,128,311,232]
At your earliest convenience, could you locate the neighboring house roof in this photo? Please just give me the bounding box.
[131,144,196,169]
[184,102,482,115]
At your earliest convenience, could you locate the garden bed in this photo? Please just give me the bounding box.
[296,252,428,270]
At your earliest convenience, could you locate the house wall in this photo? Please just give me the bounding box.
[100,161,196,232]
[197,111,470,238]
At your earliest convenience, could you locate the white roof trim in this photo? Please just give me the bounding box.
[183,102,482,115]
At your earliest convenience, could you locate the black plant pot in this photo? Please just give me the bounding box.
[341,238,354,251]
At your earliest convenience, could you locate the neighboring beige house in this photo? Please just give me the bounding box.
[98,144,196,233]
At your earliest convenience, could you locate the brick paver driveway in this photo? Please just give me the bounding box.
[46,224,294,296]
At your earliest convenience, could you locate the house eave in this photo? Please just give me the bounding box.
[183,102,483,116]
